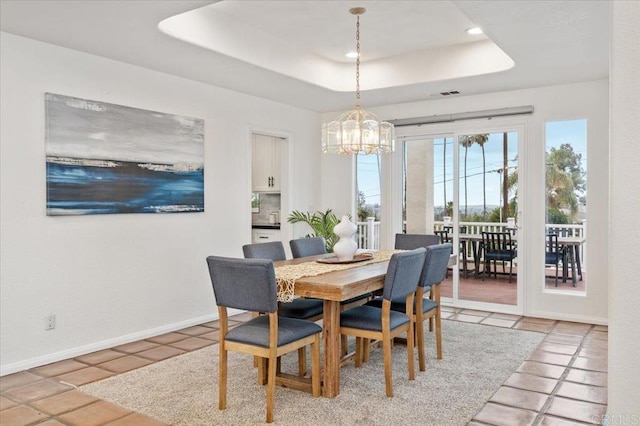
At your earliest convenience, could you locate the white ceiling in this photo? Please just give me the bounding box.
[0,0,609,112]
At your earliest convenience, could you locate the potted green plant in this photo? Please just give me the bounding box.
[287,209,347,252]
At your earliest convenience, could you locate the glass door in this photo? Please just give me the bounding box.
[455,131,519,308]
[399,126,523,313]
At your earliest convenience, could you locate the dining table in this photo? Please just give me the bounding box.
[274,253,390,398]
[558,236,586,285]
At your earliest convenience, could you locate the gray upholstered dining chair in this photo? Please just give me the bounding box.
[339,248,426,397]
[242,241,323,376]
[395,233,440,250]
[366,243,452,371]
[206,256,321,424]
[394,233,442,281]
[288,236,371,355]
[393,233,443,326]
[242,242,323,323]
[289,237,327,258]
[242,241,287,262]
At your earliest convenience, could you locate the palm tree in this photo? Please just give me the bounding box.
[475,135,489,216]
[459,136,475,217]
[459,134,489,218]
[546,163,578,219]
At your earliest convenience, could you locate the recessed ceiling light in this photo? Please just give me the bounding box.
[466,26,483,35]
[345,51,359,59]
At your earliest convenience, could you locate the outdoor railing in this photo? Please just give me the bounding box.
[356,217,380,250]
[434,221,585,239]
[356,219,586,265]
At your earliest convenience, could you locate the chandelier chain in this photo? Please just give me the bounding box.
[320,7,394,155]
[355,15,360,109]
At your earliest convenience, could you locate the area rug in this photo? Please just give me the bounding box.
[81,320,543,425]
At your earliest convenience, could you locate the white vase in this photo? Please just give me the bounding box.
[333,215,358,261]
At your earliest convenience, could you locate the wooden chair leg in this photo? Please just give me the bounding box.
[252,312,260,368]
[435,310,443,360]
[266,354,276,424]
[341,335,348,357]
[297,347,306,377]
[355,337,363,367]
[219,345,228,409]
[407,322,415,381]
[382,337,393,397]
[363,338,371,363]
[417,317,426,372]
[257,357,267,385]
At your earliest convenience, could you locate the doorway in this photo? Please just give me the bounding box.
[398,125,523,313]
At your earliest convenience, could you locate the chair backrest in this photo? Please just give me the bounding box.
[242,241,286,261]
[383,248,427,301]
[206,256,278,313]
[421,243,453,288]
[546,233,560,254]
[290,237,327,258]
[481,231,514,253]
[434,230,450,243]
[394,233,440,250]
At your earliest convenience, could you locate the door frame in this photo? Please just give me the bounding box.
[386,117,527,314]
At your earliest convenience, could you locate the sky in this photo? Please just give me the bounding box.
[357,119,587,208]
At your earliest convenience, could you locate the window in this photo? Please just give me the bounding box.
[545,119,587,292]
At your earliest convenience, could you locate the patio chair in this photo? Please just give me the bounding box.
[434,227,470,277]
[545,233,566,287]
[480,231,517,283]
[339,248,426,397]
[367,243,452,371]
[206,256,321,423]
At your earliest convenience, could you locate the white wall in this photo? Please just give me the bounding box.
[321,79,609,323]
[608,1,640,418]
[0,33,321,374]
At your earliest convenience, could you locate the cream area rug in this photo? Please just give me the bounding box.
[81,320,544,425]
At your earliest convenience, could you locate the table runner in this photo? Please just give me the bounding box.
[275,249,399,302]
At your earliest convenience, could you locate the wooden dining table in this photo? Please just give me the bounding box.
[274,254,389,398]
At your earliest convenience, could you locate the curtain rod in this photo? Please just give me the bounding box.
[388,105,534,127]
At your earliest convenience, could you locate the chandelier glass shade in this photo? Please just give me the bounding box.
[321,108,394,154]
[321,7,395,155]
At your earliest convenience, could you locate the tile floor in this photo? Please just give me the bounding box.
[0,309,607,426]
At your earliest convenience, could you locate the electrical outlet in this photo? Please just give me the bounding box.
[46,313,56,330]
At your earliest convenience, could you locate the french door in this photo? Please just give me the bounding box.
[394,123,525,314]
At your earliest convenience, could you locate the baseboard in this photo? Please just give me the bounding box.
[0,308,244,377]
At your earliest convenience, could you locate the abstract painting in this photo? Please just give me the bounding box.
[45,93,204,215]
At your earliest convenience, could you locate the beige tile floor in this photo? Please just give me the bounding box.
[1,310,607,425]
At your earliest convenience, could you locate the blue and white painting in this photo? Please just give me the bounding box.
[45,93,204,215]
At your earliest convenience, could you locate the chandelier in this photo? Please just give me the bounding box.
[321,7,395,155]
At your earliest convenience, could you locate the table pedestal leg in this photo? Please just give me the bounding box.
[322,300,340,398]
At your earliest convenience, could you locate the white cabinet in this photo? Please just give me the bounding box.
[252,134,282,192]
[252,229,281,244]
